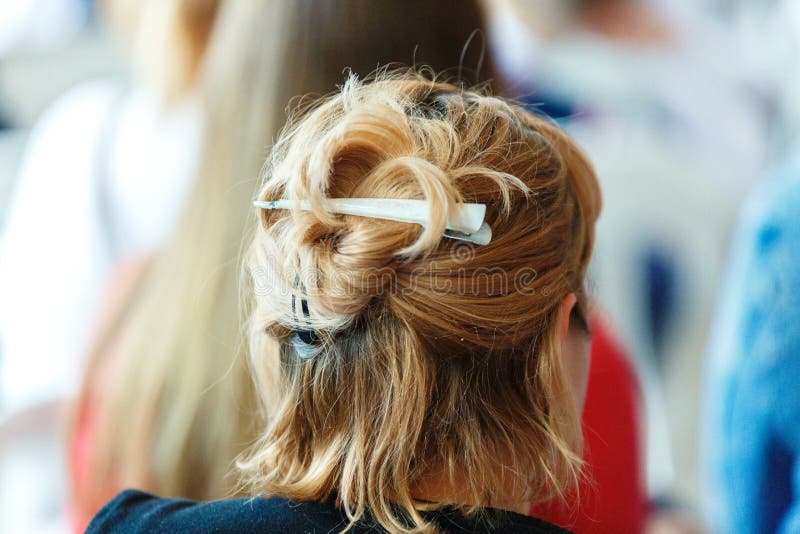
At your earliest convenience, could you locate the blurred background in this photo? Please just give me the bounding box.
[1,0,798,533]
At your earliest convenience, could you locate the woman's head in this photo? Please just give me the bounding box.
[243,71,601,532]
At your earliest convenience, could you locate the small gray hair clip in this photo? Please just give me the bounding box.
[290,274,318,358]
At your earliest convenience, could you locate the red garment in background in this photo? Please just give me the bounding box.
[533,317,647,533]
[68,389,103,533]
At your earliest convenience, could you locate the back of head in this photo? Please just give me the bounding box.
[243,71,601,533]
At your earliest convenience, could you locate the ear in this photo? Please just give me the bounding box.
[558,292,578,342]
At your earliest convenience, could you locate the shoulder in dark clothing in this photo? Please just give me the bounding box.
[86,489,572,534]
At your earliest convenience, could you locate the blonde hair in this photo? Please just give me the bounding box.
[101,0,222,102]
[241,71,601,533]
[71,0,496,525]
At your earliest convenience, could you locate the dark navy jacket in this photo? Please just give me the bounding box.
[87,489,572,533]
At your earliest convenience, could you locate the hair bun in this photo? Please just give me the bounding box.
[244,73,602,534]
[252,80,469,331]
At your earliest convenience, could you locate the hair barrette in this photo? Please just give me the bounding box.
[252,198,492,245]
[290,274,318,358]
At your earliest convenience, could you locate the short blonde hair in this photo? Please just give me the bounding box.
[242,71,601,533]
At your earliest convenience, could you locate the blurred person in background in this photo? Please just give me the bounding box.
[0,0,216,416]
[0,1,214,531]
[482,0,766,523]
[704,146,800,534]
[67,0,494,529]
[702,0,800,532]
